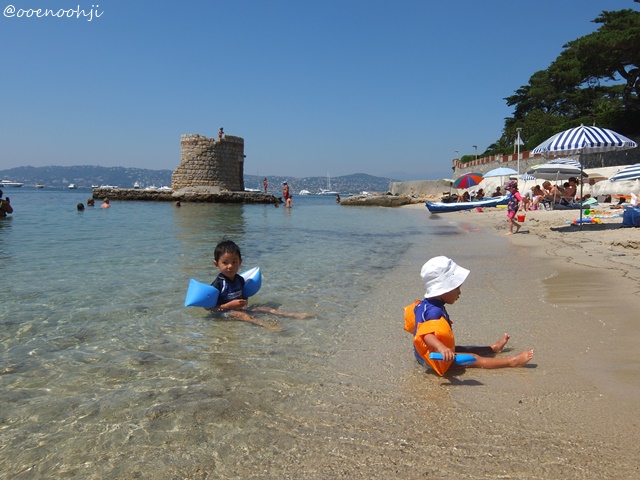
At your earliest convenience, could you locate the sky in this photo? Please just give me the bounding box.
[1,0,637,180]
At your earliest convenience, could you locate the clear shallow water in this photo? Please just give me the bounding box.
[0,188,439,477]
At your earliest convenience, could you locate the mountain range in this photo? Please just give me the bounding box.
[0,165,398,194]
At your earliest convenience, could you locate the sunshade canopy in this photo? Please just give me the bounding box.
[484,167,518,178]
[609,163,640,182]
[453,173,483,189]
[532,125,637,156]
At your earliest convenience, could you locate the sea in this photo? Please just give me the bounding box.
[1,187,457,478]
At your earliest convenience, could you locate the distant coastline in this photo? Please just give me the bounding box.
[0,165,398,194]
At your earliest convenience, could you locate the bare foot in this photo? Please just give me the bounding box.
[515,224,522,234]
[508,349,534,367]
[491,333,511,353]
[506,231,514,235]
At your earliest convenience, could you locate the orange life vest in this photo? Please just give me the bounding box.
[404,300,456,376]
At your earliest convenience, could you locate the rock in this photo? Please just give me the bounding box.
[340,194,419,207]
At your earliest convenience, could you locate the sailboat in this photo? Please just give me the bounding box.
[317,173,338,195]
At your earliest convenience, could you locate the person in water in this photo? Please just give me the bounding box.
[101,198,111,208]
[0,190,13,217]
[411,256,533,372]
[207,240,311,330]
[282,181,292,207]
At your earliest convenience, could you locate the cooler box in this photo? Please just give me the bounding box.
[622,206,640,227]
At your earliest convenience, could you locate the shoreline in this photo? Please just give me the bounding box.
[214,203,640,478]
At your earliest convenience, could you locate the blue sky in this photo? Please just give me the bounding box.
[1,0,636,180]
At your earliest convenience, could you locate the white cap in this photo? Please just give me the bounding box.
[421,256,469,298]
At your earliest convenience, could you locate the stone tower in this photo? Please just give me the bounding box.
[171,134,245,191]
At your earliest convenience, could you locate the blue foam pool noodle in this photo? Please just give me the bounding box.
[429,352,477,365]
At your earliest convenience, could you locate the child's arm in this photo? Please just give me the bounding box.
[422,333,455,362]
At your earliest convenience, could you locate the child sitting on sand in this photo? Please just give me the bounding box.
[207,240,311,330]
[406,256,533,375]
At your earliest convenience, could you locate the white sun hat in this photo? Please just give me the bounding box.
[421,256,470,298]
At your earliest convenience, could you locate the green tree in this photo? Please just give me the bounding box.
[489,3,640,157]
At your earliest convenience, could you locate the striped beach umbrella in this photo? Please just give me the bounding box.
[519,173,536,181]
[609,163,640,182]
[548,157,582,168]
[532,125,637,156]
[532,125,637,226]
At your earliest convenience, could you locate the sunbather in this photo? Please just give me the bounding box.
[542,181,563,203]
[530,185,545,210]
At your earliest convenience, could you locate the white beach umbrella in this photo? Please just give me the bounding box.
[526,163,586,180]
[609,163,640,182]
[484,167,519,189]
[532,125,637,226]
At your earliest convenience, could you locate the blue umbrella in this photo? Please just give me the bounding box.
[609,163,640,182]
[484,167,518,177]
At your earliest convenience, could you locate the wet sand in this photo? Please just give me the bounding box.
[190,204,640,478]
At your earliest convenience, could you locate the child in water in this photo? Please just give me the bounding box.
[207,240,311,330]
[411,256,533,373]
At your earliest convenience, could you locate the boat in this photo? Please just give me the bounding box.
[36,183,45,188]
[426,195,509,213]
[158,186,172,191]
[299,189,311,195]
[244,187,261,192]
[133,181,142,189]
[0,180,24,188]
[317,173,339,195]
[91,185,99,188]
[67,184,77,189]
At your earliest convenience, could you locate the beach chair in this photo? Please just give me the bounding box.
[540,198,554,210]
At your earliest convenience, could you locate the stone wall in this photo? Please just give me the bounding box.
[171,134,245,191]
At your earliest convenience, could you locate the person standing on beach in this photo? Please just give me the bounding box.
[407,256,534,375]
[504,180,522,234]
[0,190,13,217]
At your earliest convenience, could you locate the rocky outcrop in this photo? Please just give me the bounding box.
[340,194,420,207]
[92,187,279,204]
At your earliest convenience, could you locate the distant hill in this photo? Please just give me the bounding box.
[0,165,173,189]
[0,166,397,194]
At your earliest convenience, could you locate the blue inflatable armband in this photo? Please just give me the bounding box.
[184,279,219,309]
[185,267,262,309]
[241,267,262,297]
[429,352,476,365]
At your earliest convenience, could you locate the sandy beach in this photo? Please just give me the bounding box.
[186,202,640,479]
